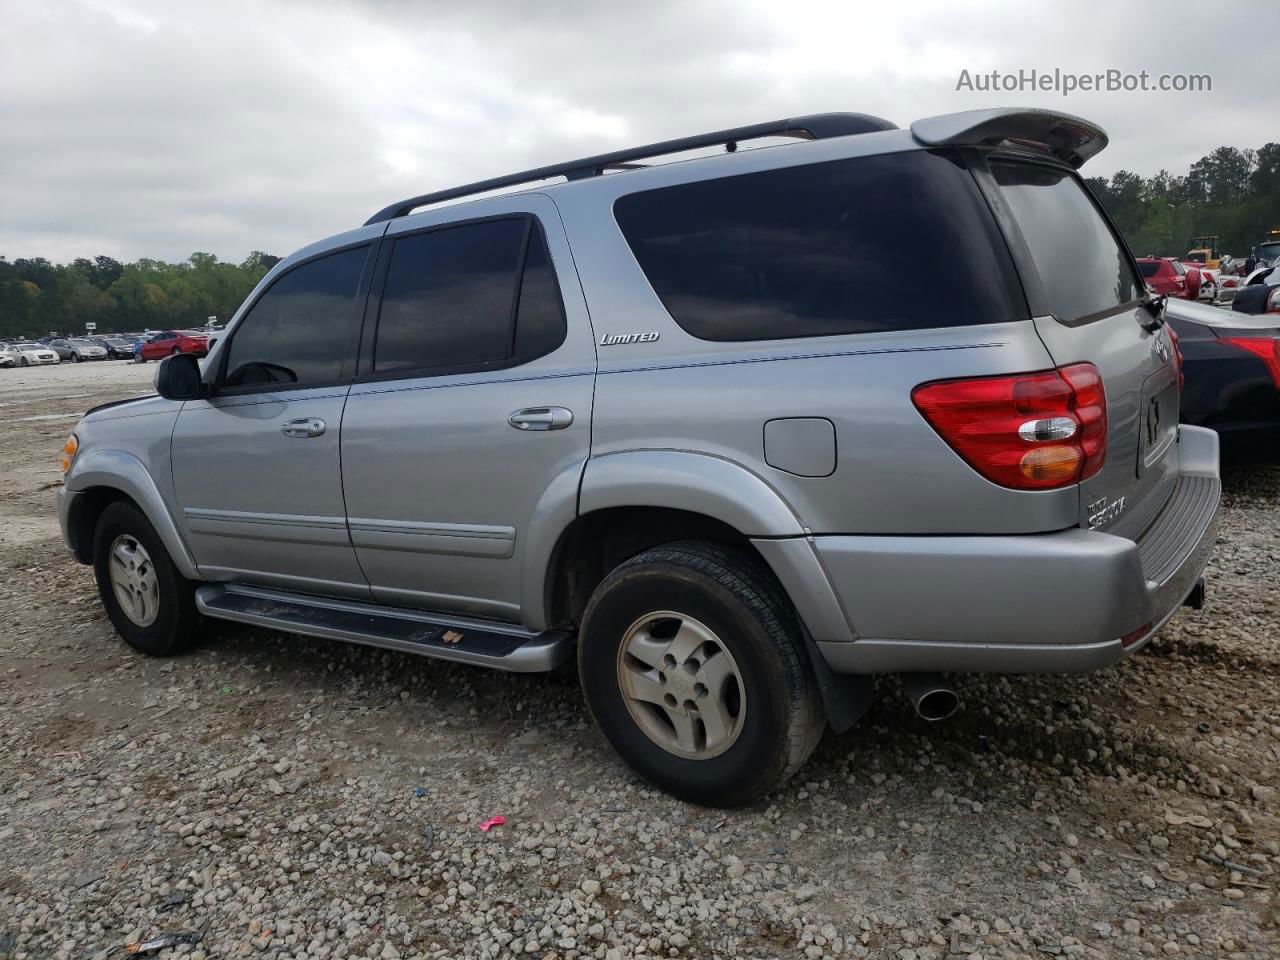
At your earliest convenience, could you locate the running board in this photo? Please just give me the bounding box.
[195,584,571,672]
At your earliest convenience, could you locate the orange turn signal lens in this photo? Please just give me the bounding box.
[1018,445,1081,484]
[61,434,78,474]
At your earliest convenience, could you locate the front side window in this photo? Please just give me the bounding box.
[374,218,566,375]
[224,246,368,388]
[614,151,1026,341]
[992,161,1142,323]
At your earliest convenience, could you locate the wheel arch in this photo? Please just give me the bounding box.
[521,450,805,631]
[66,449,199,578]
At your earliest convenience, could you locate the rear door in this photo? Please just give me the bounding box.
[339,199,595,622]
[981,156,1179,539]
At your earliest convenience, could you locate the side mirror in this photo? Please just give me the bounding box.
[155,353,206,401]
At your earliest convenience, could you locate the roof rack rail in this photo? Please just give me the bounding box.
[364,112,897,225]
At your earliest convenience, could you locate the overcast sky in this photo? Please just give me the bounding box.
[2,0,1276,264]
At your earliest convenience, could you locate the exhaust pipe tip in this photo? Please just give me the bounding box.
[901,673,960,722]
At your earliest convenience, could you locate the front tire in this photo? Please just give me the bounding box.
[20,357,28,367]
[579,541,824,807]
[93,501,202,656]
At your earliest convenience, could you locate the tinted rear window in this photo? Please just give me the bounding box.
[614,151,1026,341]
[1137,261,1161,278]
[376,219,526,373]
[992,162,1142,323]
[375,218,565,375]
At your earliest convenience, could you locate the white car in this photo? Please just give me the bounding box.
[1,342,61,367]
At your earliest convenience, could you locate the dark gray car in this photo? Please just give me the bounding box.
[57,108,1220,805]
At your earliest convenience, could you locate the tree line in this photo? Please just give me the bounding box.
[1085,143,1280,262]
[0,251,280,340]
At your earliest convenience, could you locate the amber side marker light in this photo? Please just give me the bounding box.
[61,435,78,474]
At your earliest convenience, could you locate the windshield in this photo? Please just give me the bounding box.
[70,339,94,347]
[1258,242,1280,262]
[17,343,42,349]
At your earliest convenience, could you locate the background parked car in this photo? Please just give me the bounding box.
[58,337,109,362]
[1182,262,1220,302]
[91,336,135,360]
[135,329,210,362]
[2,341,60,366]
[1232,265,1280,316]
[1136,257,1191,298]
[1167,297,1280,456]
[44,339,76,361]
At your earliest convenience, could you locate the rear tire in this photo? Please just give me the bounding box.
[578,541,824,807]
[93,501,203,656]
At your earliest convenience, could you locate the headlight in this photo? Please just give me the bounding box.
[61,434,78,474]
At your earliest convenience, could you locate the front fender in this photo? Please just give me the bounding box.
[66,448,200,579]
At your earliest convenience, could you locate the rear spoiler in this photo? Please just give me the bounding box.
[910,108,1108,168]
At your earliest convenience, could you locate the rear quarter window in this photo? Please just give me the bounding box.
[614,151,1026,341]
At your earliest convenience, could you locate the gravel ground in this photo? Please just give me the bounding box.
[0,362,1277,960]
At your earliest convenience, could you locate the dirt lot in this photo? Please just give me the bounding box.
[0,361,1277,960]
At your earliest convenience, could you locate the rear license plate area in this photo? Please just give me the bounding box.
[1138,368,1178,473]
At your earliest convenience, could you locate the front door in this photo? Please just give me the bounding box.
[340,201,595,622]
[172,242,376,598]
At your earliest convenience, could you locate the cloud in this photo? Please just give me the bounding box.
[0,0,1275,262]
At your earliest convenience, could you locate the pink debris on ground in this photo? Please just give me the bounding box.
[479,815,506,832]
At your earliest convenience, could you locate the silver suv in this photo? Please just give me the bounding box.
[58,108,1221,806]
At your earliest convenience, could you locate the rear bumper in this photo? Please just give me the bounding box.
[780,426,1221,674]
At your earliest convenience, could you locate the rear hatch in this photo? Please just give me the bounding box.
[985,157,1180,540]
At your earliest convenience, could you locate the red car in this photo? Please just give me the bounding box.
[1136,257,1192,299]
[135,330,210,363]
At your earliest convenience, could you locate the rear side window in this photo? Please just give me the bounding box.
[512,232,567,361]
[1137,261,1161,278]
[224,245,368,388]
[992,162,1142,323]
[375,218,566,374]
[614,151,1025,341]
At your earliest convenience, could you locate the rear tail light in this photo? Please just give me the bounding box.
[1167,326,1185,387]
[1221,337,1280,389]
[912,363,1107,490]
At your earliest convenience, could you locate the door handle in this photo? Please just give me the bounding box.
[508,407,573,431]
[281,417,326,438]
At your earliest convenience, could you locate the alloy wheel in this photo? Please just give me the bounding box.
[616,611,746,759]
[107,534,160,627]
